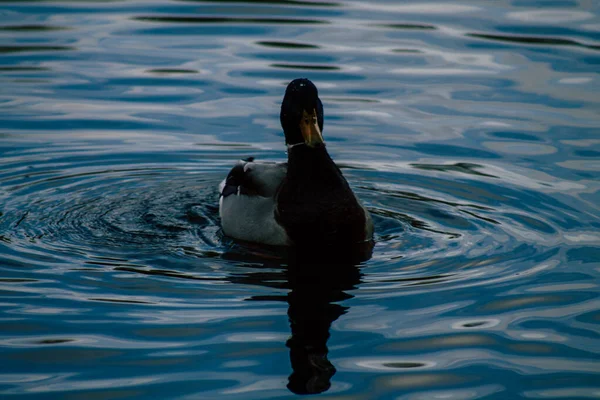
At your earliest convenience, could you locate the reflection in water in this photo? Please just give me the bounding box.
[467,32,600,51]
[257,41,320,49]
[132,16,329,25]
[410,162,497,178]
[0,45,75,54]
[176,0,340,6]
[229,245,370,395]
[286,258,363,394]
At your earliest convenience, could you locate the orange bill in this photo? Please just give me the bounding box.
[299,109,324,147]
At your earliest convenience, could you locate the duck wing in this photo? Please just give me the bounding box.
[219,158,289,246]
[219,158,287,198]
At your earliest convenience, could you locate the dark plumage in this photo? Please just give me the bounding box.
[219,78,373,248]
[276,137,369,246]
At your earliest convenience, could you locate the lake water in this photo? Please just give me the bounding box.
[1,0,599,398]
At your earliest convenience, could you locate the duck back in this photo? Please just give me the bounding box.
[276,145,371,247]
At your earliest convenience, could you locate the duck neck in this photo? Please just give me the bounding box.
[286,144,344,186]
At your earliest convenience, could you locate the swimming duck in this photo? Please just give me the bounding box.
[219,78,373,248]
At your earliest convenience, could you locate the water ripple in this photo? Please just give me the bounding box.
[1,0,599,398]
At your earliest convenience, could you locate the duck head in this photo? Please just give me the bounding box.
[280,78,325,148]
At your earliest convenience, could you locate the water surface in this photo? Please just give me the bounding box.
[1,0,599,398]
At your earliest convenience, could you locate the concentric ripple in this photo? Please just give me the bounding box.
[0,151,223,265]
[0,146,568,290]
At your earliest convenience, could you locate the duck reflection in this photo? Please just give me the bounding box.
[225,243,370,395]
[285,257,362,394]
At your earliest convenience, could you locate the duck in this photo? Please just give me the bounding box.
[219,78,373,249]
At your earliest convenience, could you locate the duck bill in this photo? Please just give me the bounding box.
[299,109,323,147]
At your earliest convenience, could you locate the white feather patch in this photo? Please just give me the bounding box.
[219,193,289,246]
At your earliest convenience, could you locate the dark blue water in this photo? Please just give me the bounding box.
[1,1,599,398]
